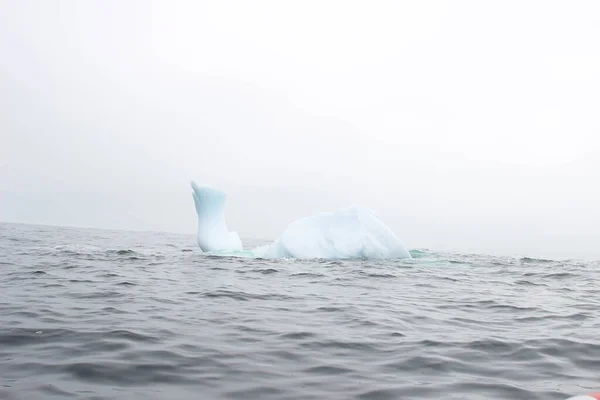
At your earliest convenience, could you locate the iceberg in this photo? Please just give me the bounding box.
[191,182,242,252]
[263,206,411,259]
[191,181,411,260]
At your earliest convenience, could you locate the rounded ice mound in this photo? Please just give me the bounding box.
[264,206,411,260]
[191,181,242,252]
[190,181,411,260]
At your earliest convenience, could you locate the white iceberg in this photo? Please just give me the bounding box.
[190,181,411,260]
[191,182,242,253]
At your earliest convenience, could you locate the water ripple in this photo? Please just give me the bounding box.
[1,222,599,400]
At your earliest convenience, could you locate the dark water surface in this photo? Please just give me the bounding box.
[1,222,599,400]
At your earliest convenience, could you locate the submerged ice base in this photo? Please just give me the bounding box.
[191,181,411,260]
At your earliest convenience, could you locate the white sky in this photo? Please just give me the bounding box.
[1,0,599,260]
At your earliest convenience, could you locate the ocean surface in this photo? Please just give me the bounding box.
[1,222,599,400]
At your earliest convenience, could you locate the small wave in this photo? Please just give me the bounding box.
[380,354,463,373]
[6,311,39,318]
[51,245,102,256]
[104,329,160,343]
[515,280,548,287]
[291,272,325,278]
[317,306,348,312]
[358,271,396,278]
[542,272,578,279]
[482,301,539,312]
[69,279,96,283]
[98,273,120,278]
[516,312,591,323]
[38,383,76,397]
[0,328,75,346]
[69,290,126,299]
[61,361,191,384]
[43,283,66,288]
[109,249,137,256]
[301,339,378,351]
[225,386,286,399]
[279,331,317,340]
[303,365,353,375]
[246,268,279,275]
[100,307,129,315]
[201,290,294,302]
[520,256,555,263]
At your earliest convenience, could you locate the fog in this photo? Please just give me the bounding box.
[1,0,599,260]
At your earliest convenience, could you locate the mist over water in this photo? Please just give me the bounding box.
[2,1,599,261]
[1,222,599,400]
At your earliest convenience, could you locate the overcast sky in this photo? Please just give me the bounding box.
[1,0,599,260]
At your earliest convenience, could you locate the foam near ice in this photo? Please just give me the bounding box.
[190,181,410,260]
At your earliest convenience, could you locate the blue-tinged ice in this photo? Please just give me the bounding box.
[190,181,411,260]
[191,182,242,253]
[263,206,411,260]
